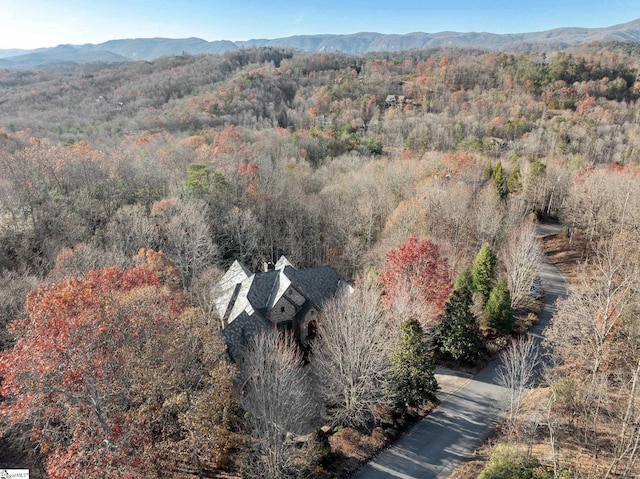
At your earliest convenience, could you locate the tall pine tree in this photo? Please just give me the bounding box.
[454,267,473,291]
[388,318,438,409]
[483,160,494,181]
[434,287,483,365]
[471,243,497,305]
[492,161,506,197]
[507,164,522,194]
[484,278,514,334]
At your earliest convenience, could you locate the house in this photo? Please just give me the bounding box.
[385,94,419,110]
[315,114,332,128]
[213,256,352,361]
[385,94,406,108]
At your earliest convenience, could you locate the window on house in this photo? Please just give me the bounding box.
[281,306,285,312]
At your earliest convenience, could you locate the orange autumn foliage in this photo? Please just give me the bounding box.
[0,263,234,478]
[380,236,452,326]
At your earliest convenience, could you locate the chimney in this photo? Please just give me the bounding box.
[263,261,275,272]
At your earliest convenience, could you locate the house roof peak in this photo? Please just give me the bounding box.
[275,255,294,270]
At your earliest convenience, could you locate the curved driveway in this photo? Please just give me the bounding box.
[353,223,567,479]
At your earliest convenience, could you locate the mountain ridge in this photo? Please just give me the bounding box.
[2,18,640,69]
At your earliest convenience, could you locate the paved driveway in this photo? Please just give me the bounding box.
[352,224,567,479]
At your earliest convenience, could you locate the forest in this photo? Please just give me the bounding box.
[1,41,640,478]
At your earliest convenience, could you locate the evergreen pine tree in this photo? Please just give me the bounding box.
[507,164,522,194]
[483,160,494,181]
[185,163,211,196]
[471,243,497,305]
[434,287,483,365]
[484,278,514,334]
[185,164,226,198]
[453,267,473,291]
[389,318,438,409]
[492,161,506,197]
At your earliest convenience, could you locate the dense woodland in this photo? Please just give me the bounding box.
[1,42,640,478]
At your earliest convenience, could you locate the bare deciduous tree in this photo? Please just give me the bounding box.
[474,184,505,248]
[221,206,262,266]
[240,329,319,479]
[501,221,543,309]
[103,204,159,258]
[497,335,541,436]
[313,282,392,429]
[187,265,225,329]
[544,234,640,464]
[564,168,640,249]
[153,198,218,287]
[546,235,640,378]
[542,372,561,477]
[422,181,476,273]
[605,357,640,478]
[47,242,128,282]
[0,270,39,350]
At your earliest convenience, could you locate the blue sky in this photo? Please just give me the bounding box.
[1,0,640,50]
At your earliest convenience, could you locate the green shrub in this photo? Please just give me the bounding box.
[479,445,549,479]
[366,137,383,154]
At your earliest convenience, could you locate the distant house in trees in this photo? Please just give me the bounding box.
[385,94,406,108]
[213,256,352,361]
[487,136,508,151]
[385,94,419,110]
[315,114,332,128]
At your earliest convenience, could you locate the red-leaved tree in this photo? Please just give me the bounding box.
[380,236,453,328]
[0,261,235,478]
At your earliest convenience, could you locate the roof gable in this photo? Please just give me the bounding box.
[226,275,255,321]
[274,255,294,270]
[214,257,351,330]
[215,257,352,360]
[213,260,252,319]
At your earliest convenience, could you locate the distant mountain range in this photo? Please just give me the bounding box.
[2,18,640,69]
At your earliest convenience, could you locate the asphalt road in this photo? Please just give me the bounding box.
[352,223,568,479]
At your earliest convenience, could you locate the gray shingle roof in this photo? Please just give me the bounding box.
[282,265,352,309]
[247,270,279,314]
[216,258,351,321]
[221,311,271,362]
[215,256,352,360]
